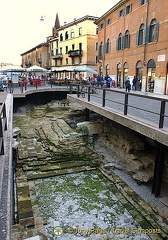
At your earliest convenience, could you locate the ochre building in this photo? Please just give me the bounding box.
[21,43,49,69]
[95,0,168,94]
[48,14,98,80]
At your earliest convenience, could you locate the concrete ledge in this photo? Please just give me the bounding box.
[0,94,13,240]
[13,87,69,98]
[67,94,168,146]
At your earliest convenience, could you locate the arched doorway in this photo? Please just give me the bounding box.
[123,62,129,87]
[117,63,122,87]
[136,60,143,90]
[147,59,156,92]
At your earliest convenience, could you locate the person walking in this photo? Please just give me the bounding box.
[125,78,131,92]
[132,76,138,90]
[106,76,112,88]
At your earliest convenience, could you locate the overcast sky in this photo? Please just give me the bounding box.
[0,0,119,65]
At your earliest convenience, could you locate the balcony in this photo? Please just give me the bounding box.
[25,62,32,67]
[52,54,63,59]
[68,50,83,57]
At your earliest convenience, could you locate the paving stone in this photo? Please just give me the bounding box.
[159,197,168,207]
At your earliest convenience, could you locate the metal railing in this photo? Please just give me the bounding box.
[69,83,168,129]
[0,102,7,155]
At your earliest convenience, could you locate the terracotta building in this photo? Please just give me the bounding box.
[95,0,168,94]
[21,43,49,69]
[47,14,98,80]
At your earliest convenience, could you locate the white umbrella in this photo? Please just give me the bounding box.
[27,65,47,72]
[0,65,26,72]
[74,66,98,74]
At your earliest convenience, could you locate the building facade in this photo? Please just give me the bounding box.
[95,0,168,94]
[21,43,49,69]
[48,15,98,80]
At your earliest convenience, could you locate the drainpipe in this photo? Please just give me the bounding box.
[143,0,150,91]
[103,18,106,76]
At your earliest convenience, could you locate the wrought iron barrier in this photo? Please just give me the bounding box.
[0,102,7,155]
[69,83,168,129]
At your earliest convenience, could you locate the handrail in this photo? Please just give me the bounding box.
[0,102,7,155]
[69,83,168,129]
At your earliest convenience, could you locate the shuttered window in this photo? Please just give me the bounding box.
[136,19,159,46]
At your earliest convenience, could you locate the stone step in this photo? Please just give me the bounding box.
[27,166,97,180]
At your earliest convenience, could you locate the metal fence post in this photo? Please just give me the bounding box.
[124,93,128,115]
[102,89,106,107]
[88,86,90,102]
[77,84,80,97]
[159,100,165,128]
[69,84,72,94]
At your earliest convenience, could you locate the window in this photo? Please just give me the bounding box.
[124,30,130,49]
[66,58,68,65]
[105,39,110,54]
[139,0,148,6]
[96,42,98,51]
[126,4,132,14]
[106,19,111,26]
[79,27,82,35]
[136,19,159,45]
[79,57,82,64]
[60,33,63,41]
[65,31,68,40]
[66,46,68,54]
[118,4,132,18]
[116,33,122,50]
[60,47,62,54]
[71,29,75,38]
[139,24,144,45]
[100,23,104,30]
[72,44,75,51]
[149,19,159,42]
[79,43,82,50]
[98,42,103,60]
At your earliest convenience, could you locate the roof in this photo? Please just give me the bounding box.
[20,43,49,56]
[58,15,99,30]
[94,0,130,24]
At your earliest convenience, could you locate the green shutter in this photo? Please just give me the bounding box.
[145,26,150,43]
[116,38,119,50]
[122,36,125,49]
[155,22,159,41]
[136,30,139,46]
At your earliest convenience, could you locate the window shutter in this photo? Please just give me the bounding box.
[130,3,132,12]
[122,35,126,49]
[118,12,120,19]
[136,30,139,46]
[116,38,119,50]
[145,26,150,43]
[123,8,126,16]
[127,34,130,48]
[122,36,125,49]
[155,22,159,41]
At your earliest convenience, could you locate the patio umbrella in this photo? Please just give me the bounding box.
[74,66,98,74]
[0,65,26,72]
[27,65,47,72]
